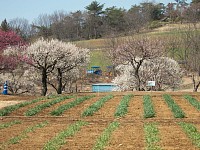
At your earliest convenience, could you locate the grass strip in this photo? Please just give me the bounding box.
[143,95,155,118]
[51,95,95,116]
[163,94,185,118]
[0,120,21,130]
[25,95,73,116]
[179,122,200,148]
[0,95,60,116]
[184,95,200,110]
[93,121,120,150]
[82,95,113,117]
[114,94,133,118]
[43,120,88,150]
[144,123,161,150]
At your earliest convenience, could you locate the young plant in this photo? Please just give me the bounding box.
[114,94,133,117]
[25,95,73,116]
[163,94,185,118]
[82,95,113,117]
[51,95,95,116]
[179,122,200,148]
[43,121,88,150]
[143,95,155,118]
[93,121,120,150]
[144,123,161,150]
[184,95,200,110]
[0,120,21,130]
[0,95,58,116]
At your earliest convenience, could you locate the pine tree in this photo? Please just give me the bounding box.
[1,19,10,31]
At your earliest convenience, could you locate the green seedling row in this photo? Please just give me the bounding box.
[43,121,88,150]
[184,95,200,110]
[143,95,155,118]
[0,97,46,116]
[82,95,113,117]
[0,120,21,130]
[1,121,48,149]
[179,122,200,148]
[144,123,161,150]
[25,95,74,116]
[51,95,95,116]
[93,121,120,150]
[163,94,185,118]
[114,94,133,118]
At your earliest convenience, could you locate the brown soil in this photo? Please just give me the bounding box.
[158,123,197,150]
[123,96,144,120]
[60,122,107,150]
[172,96,200,118]
[152,96,173,119]
[105,123,145,150]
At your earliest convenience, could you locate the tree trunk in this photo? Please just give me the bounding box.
[41,69,48,96]
[57,68,62,94]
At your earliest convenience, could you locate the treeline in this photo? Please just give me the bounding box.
[1,0,200,42]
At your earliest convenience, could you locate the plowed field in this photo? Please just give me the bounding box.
[0,92,200,150]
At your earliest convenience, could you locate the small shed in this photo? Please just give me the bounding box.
[92,83,117,92]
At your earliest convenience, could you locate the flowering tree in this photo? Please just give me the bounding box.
[113,57,183,91]
[110,36,164,91]
[22,38,89,95]
[0,29,25,72]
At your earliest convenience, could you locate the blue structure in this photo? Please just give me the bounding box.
[2,81,8,95]
[87,66,102,75]
[92,83,117,92]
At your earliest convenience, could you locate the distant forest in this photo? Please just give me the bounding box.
[1,0,200,41]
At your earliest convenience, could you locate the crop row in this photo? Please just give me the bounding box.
[1,120,199,149]
[25,95,73,116]
[1,94,199,119]
[82,95,113,117]
[0,95,61,116]
[51,95,95,116]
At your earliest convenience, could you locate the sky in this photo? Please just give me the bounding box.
[0,0,192,23]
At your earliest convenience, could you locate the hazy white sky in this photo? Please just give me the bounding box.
[0,0,192,23]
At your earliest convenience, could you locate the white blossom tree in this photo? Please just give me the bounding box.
[23,38,89,95]
[110,36,164,91]
[113,57,183,91]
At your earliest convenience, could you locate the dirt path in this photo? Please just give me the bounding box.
[152,96,174,119]
[123,96,143,120]
[60,122,107,150]
[172,96,200,118]
[158,123,197,150]
[105,123,145,150]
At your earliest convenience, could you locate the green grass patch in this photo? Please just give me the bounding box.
[24,95,73,116]
[163,94,185,118]
[143,95,156,118]
[82,95,113,117]
[93,121,120,150]
[144,123,161,150]
[43,121,88,150]
[184,95,200,110]
[0,120,21,130]
[114,94,133,118]
[179,122,200,148]
[51,95,95,116]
